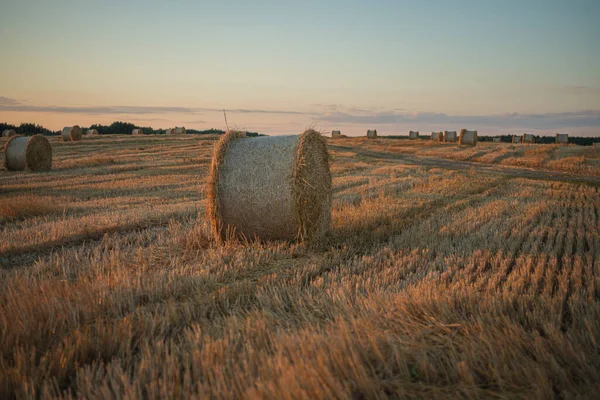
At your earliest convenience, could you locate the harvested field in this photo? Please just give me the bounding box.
[1,134,599,399]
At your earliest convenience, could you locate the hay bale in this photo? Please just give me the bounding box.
[522,133,535,144]
[61,126,82,142]
[207,129,331,243]
[332,130,341,138]
[431,132,443,141]
[367,129,378,139]
[512,136,522,144]
[444,131,457,142]
[4,134,52,171]
[409,131,419,140]
[132,128,144,135]
[459,129,478,146]
[175,127,186,134]
[86,128,98,136]
[2,129,16,138]
[556,133,568,144]
[493,137,501,143]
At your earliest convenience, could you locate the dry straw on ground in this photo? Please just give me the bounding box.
[444,130,457,142]
[332,130,341,138]
[409,130,419,140]
[62,126,82,142]
[522,133,535,144]
[367,130,377,139]
[459,129,478,146]
[3,134,52,171]
[431,132,443,142]
[86,129,98,136]
[132,129,144,135]
[2,129,16,138]
[208,129,331,243]
[556,133,568,144]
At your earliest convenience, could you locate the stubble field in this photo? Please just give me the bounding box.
[1,134,600,399]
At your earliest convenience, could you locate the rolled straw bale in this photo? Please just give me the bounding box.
[331,130,341,138]
[556,133,568,144]
[207,129,331,243]
[431,132,443,141]
[522,133,535,144]
[2,129,16,138]
[444,131,457,142]
[175,127,186,134]
[86,128,98,136]
[512,135,522,144]
[409,130,419,140]
[132,128,144,135]
[493,137,501,143]
[459,129,478,146]
[367,129,377,138]
[4,134,52,171]
[62,126,82,142]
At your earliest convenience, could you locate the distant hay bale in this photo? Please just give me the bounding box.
[86,129,98,136]
[409,131,419,140]
[522,133,535,144]
[431,132,443,141]
[2,129,16,138]
[512,136,522,144]
[367,129,378,139]
[61,126,82,142]
[132,128,144,135]
[4,134,52,171]
[207,129,331,243]
[332,130,341,138]
[493,137,501,143]
[175,127,186,135]
[444,131,457,142]
[459,129,478,146]
[556,133,568,144]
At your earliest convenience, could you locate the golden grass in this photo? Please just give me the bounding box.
[0,196,63,223]
[0,134,599,398]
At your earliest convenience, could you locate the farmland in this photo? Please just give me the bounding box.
[1,134,600,399]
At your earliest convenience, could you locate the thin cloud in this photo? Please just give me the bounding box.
[0,96,20,106]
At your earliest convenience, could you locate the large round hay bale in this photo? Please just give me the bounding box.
[132,128,144,135]
[431,132,443,141]
[522,133,535,144]
[4,134,52,171]
[331,130,341,138]
[493,137,501,143]
[556,133,568,144]
[175,127,186,135]
[512,135,521,144]
[164,128,175,135]
[2,129,17,138]
[62,126,82,142]
[367,129,377,138]
[459,129,478,146]
[86,128,98,136]
[409,130,419,140]
[208,129,331,243]
[444,131,457,142]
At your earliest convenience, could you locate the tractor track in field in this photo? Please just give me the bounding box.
[329,144,600,185]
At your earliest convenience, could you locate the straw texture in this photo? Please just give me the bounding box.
[444,131,457,142]
[459,129,478,146]
[556,133,568,144]
[2,129,16,138]
[367,130,377,138]
[431,132,443,141]
[207,129,331,243]
[62,126,82,142]
[4,134,52,171]
[409,131,419,140]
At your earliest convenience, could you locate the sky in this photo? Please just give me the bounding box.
[1,0,599,136]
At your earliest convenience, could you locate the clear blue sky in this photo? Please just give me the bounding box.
[1,0,599,135]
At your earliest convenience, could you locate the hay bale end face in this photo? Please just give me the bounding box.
[459,129,478,146]
[331,130,341,138]
[522,133,535,144]
[62,126,82,142]
[4,134,52,171]
[431,132,443,141]
[556,133,568,144]
[132,128,144,135]
[2,129,17,138]
[409,131,419,140]
[208,129,331,243]
[86,129,98,136]
[367,129,377,138]
[444,131,457,142]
